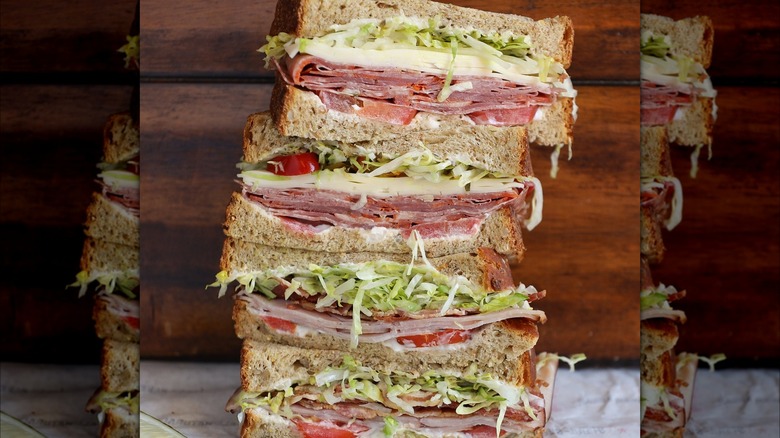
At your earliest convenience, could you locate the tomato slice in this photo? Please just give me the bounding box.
[262,316,297,334]
[396,329,471,347]
[465,425,505,438]
[268,152,320,176]
[122,316,140,330]
[293,420,357,438]
[469,106,538,126]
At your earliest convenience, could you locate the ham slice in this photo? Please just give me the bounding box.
[238,293,546,344]
[640,81,695,126]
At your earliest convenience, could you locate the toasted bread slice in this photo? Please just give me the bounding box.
[270,0,573,67]
[271,83,573,149]
[240,339,537,392]
[100,340,139,392]
[243,112,533,176]
[100,407,139,438]
[224,192,525,259]
[641,349,677,388]
[641,14,713,68]
[80,238,138,274]
[84,193,139,248]
[103,112,139,164]
[640,203,666,264]
[668,96,715,148]
[93,295,140,343]
[641,319,679,360]
[641,126,674,178]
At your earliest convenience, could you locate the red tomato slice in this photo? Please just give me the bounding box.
[469,107,538,126]
[293,420,357,438]
[465,425,505,438]
[319,91,417,125]
[122,316,140,330]
[396,329,471,347]
[262,316,297,334]
[268,152,320,176]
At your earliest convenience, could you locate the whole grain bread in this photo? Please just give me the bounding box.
[641,349,677,388]
[220,238,516,291]
[640,319,679,360]
[640,203,666,265]
[641,14,714,68]
[270,0,573,67]
[240,339,536,392]
[93,296,140,343]
[668,96,715,148]
[100,407,139,438]
[100,339,139,392]
[223,192,526,259]
[84,192,139,248]
[271,83,572,149]
[243,112,533,176]
[80,238,139,274]
[640,126,673,178]
[103,112,139,164]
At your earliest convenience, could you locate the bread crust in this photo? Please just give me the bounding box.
[243,111,533,176]
[640,126,673,178]
[102,112,139,164]
[641,14,714,68]
[640,201,666,265]
[240,339,537,392]
[668,96,715,147]
[223,192,526,259]
[93,296,139,343]
[100,407,139,438]
[527,96,575,148]
[270,0,573,66]
[640,319,679,360]
[80,238,139,273]
[100,340,139,392]
[84,192,139,248]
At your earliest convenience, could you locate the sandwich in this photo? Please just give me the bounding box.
[213,236,545,355]
[224,112,542,260]
[640,14,716,177]
[226,341,558,438]
[640,257,695,437]
[260,0,576,175]
[71,112,140,438]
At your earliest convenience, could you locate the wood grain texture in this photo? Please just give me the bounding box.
[1,0,137,74]
[0,84,135,362]
[641,0,780,82]
[141,0,638,81]
[138,83,639,360]
[651,87,780,361]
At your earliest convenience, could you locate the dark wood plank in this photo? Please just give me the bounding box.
[641,0,780,82]
[141,0,638,81]
[0,84,134,362]
[138,83,640,360]
[1,0,137,74]
[651,87,780,361]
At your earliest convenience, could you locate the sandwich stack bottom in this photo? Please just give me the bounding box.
[71,112,141,438]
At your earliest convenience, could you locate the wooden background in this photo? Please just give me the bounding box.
[1,1,137,362]
[3,0,778,366]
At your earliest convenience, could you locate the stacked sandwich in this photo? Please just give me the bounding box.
[212,0,576,436]
[639,14,716,437]
[71,111,140,438]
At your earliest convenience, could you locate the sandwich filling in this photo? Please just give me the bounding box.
[640,283,686,322]
[640,176,682,231]
[239,144,543,235]
[86,388,140,416]
[97,157,140,216]
[212,251,543,348]
[640,31,716,127]
[227,356,546,437]
[71,269,140,299]
[261,16,575,127]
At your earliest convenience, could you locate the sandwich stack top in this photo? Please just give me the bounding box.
[639,13,718,437]
[211,1,577,436]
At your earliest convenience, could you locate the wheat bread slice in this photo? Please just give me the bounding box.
[640,203,666,265]
[270,0,573,67]
[93,295,140,343]
[641,14,713,68]
[100,407,139,438]
[243,111,533,176]
[271,83,572,149]
[668,96,715,148]
[103,112,139,164]
[240,339,536,393]
[80,238,139,274]
[641,349,677,389]
[84,192,139,248]
[224,192,525,259]
[640,319,679,360]
[641,126,673,178]
[100,339,139,392]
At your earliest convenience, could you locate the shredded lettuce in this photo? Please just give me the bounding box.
[640,34,671,58]
[640,283,679,311]
[261,16,533,66]
[92,390,139,414]
[118,34,139,69]
[70,269,139,299]
[382,416,399,437]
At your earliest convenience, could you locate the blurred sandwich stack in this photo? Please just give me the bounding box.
[639,14,717,437]
[70,13,140,437]
[211,0,577,436]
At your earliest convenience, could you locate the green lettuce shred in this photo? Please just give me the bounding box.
[641,35,670,58]
[70,270,139,299]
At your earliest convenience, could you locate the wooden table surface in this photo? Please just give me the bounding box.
[2,0,778,365]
